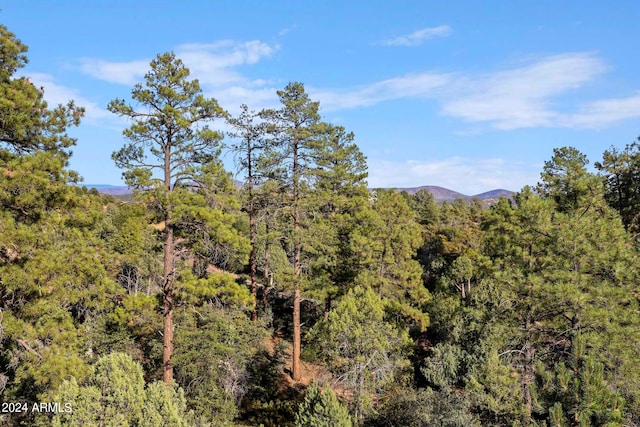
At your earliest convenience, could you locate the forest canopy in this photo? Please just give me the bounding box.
[1,24,640,426]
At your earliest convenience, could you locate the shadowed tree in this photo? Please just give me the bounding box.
[227,104,269,320]
[596,140,640,234]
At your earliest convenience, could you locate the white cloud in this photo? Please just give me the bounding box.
[278,25,297,36]
[441,53,607,129]
[77,40,280,114]
[312,52,640,131]
[367,157,539,195]
[311,73,451,111]
[380,25,453,46]
[564,92,640,129]
[26,72,112,124]
[78,40,278,89]
[212,85,280,114]
[77,44,640,132]
[177,40,277,87]
[79,59,149,85]
[309,53,627,130]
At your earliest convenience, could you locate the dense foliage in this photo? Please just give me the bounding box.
[1,24,640,426]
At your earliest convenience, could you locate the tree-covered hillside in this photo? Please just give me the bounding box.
[1,25,640,426]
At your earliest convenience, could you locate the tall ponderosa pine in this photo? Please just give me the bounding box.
[260,82,330,381]
[108,52,228,383]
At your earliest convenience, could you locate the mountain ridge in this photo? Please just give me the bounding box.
[382,185,514,202]
[85,184,515,202]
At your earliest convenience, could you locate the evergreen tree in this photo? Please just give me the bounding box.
[295,381,352,427]
[309,286,411,421]
[595,140,640,233]
[0,25,83,155]
[305,124,369,317]
[48,352,190,426]
[367,387,481,427]
[535,333,625,427]
[0,26,121,420]
[173,304,266,424]
[484,180,640,425]
[536,146,601,213]
[351,189,430,328]
[260,82,352,380]
[227,104,268,320]
[261,82,325,381]
[108,52,245,383]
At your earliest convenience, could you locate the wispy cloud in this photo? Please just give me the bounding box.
[311,73,451,111]
[368,157,540,194]
[79,40,278,88]
[79,59,149,86]
[379,25,452,47]
[177,40,277,87]
[77,43,640,131]
[564,92,640,129]
[278,25,297,36]
[27,72,113,124]
[312,52,640,131]
[213,85,281,114]
[78,40,280,114]
[441,53,607,129]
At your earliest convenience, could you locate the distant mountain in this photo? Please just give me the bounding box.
[387,185,514,202]
[85,183,514,203]
[472,189,514,199]
[83,184,131,195]
[390,185,468,201]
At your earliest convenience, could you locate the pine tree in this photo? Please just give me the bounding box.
[484,178,640,424]
[295,381,352,427]
[309,286,411,421]
[260,82,341,381]
[227,104,269,320]
[351,189,430,328]
[0,26,122,417]
[108,52,236,384]
[48,352,191,426]
[305,124,369,317]
[595,140,640,233]
[0,24,83,155]
[536,333,625,427]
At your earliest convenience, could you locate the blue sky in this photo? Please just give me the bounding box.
[4,1,640,194]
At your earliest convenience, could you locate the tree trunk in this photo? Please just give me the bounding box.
[324,294,332,321]
[249,178,257,321]
[522,315,534,427]
[291,136,302,382]
[162,142,174,384]
[263,216,270,309]
[162,224,174,384]
[292,288,301,381]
